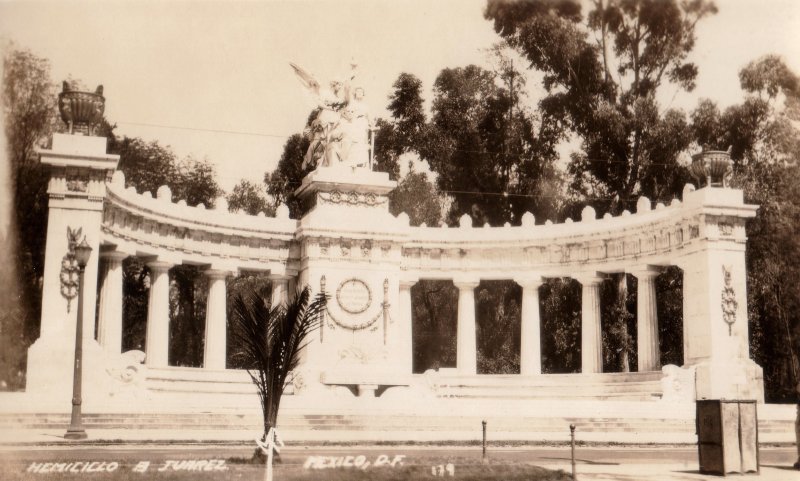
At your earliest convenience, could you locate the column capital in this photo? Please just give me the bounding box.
[205,268,233,280]
[99,250,128,263]
[628,265,663,280]
[146,260,174,273]
[453,276,480,290]
[268,274,292,282]
[573,273,605,287]
[399,278,418,289]
[514,276,544,289]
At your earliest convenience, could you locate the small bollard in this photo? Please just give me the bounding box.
[482,420,488,464]
[570,424,576,480]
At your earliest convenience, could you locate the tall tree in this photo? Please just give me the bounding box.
[265,133,311,219]
[429,62,562,226]
[373,73,430,180]
[1,47,58,389]
[485,0,715,210]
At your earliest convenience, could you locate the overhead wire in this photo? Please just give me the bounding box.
[116,119,691,202]
[116,119,687,167]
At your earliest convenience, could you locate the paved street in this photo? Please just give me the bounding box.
[0,444,797,479]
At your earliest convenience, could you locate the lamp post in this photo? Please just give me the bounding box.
[65,238,92,440]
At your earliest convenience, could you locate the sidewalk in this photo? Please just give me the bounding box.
[537,463,799,481]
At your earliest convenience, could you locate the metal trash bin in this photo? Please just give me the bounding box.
[696,399,759,475]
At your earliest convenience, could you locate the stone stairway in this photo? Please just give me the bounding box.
[0,403,794,443]
[425,372,664,401]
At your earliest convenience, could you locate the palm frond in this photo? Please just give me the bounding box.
[230,284,326,432]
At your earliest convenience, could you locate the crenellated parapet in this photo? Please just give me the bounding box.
[101,171,300,275]
[400,185,755,278]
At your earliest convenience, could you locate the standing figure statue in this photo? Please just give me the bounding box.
[290,62,373,171]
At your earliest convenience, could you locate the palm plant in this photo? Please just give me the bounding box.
[231,285,326,454]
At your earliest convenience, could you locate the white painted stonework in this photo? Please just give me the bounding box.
[23,132,765,429]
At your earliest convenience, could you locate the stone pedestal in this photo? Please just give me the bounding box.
[293,166,409,397]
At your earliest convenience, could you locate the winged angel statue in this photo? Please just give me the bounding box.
[290,62,373,171]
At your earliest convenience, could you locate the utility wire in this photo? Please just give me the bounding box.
[115,120,690,168]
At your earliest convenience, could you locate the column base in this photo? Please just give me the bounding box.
[64,429,88,440]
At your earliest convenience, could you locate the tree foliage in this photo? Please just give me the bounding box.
[540,279,582,373]
[411,281,458,373]
[485,0,716,210]
[1,47,58,389]
[228,179,273,216]
[476,281,521,374]
[428,61,563,226]
[388,170,444,227]
[265,133,311,219]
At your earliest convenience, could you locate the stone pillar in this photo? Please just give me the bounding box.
[25,132,119,404]
[675,186,762,401]
[454,278,480,375]
[399,279,416,374]
[204,269,230,370]
[632,268,661,372]
[516,277,543,376]
[145,261,173,367]
[97,251,127,355]
[577,275,603,374]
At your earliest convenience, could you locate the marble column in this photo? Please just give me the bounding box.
[577,275,603,374]
[204,269,230,370]
[516,277,544,376]
[632,268,661,372]
[145,261,173,367]
[97,251,127,355]
[399,279,416,374]
[454,278,480,375]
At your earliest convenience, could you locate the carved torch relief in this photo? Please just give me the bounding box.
[721,265,738,335]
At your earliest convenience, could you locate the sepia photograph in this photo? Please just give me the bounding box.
[1,0,800,479]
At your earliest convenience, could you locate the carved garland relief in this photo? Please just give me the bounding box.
[318,190,388,207]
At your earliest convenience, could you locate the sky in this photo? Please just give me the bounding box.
[1,0,799,192]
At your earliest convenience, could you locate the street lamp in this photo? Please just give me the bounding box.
[65,238,92,440]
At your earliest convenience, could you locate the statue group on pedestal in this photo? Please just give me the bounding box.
[290,62,374,171]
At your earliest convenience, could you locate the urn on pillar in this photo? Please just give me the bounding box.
[690,149,733,188]
[58,81,106,136]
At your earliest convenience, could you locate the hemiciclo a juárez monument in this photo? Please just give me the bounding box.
[19,72,786,447]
